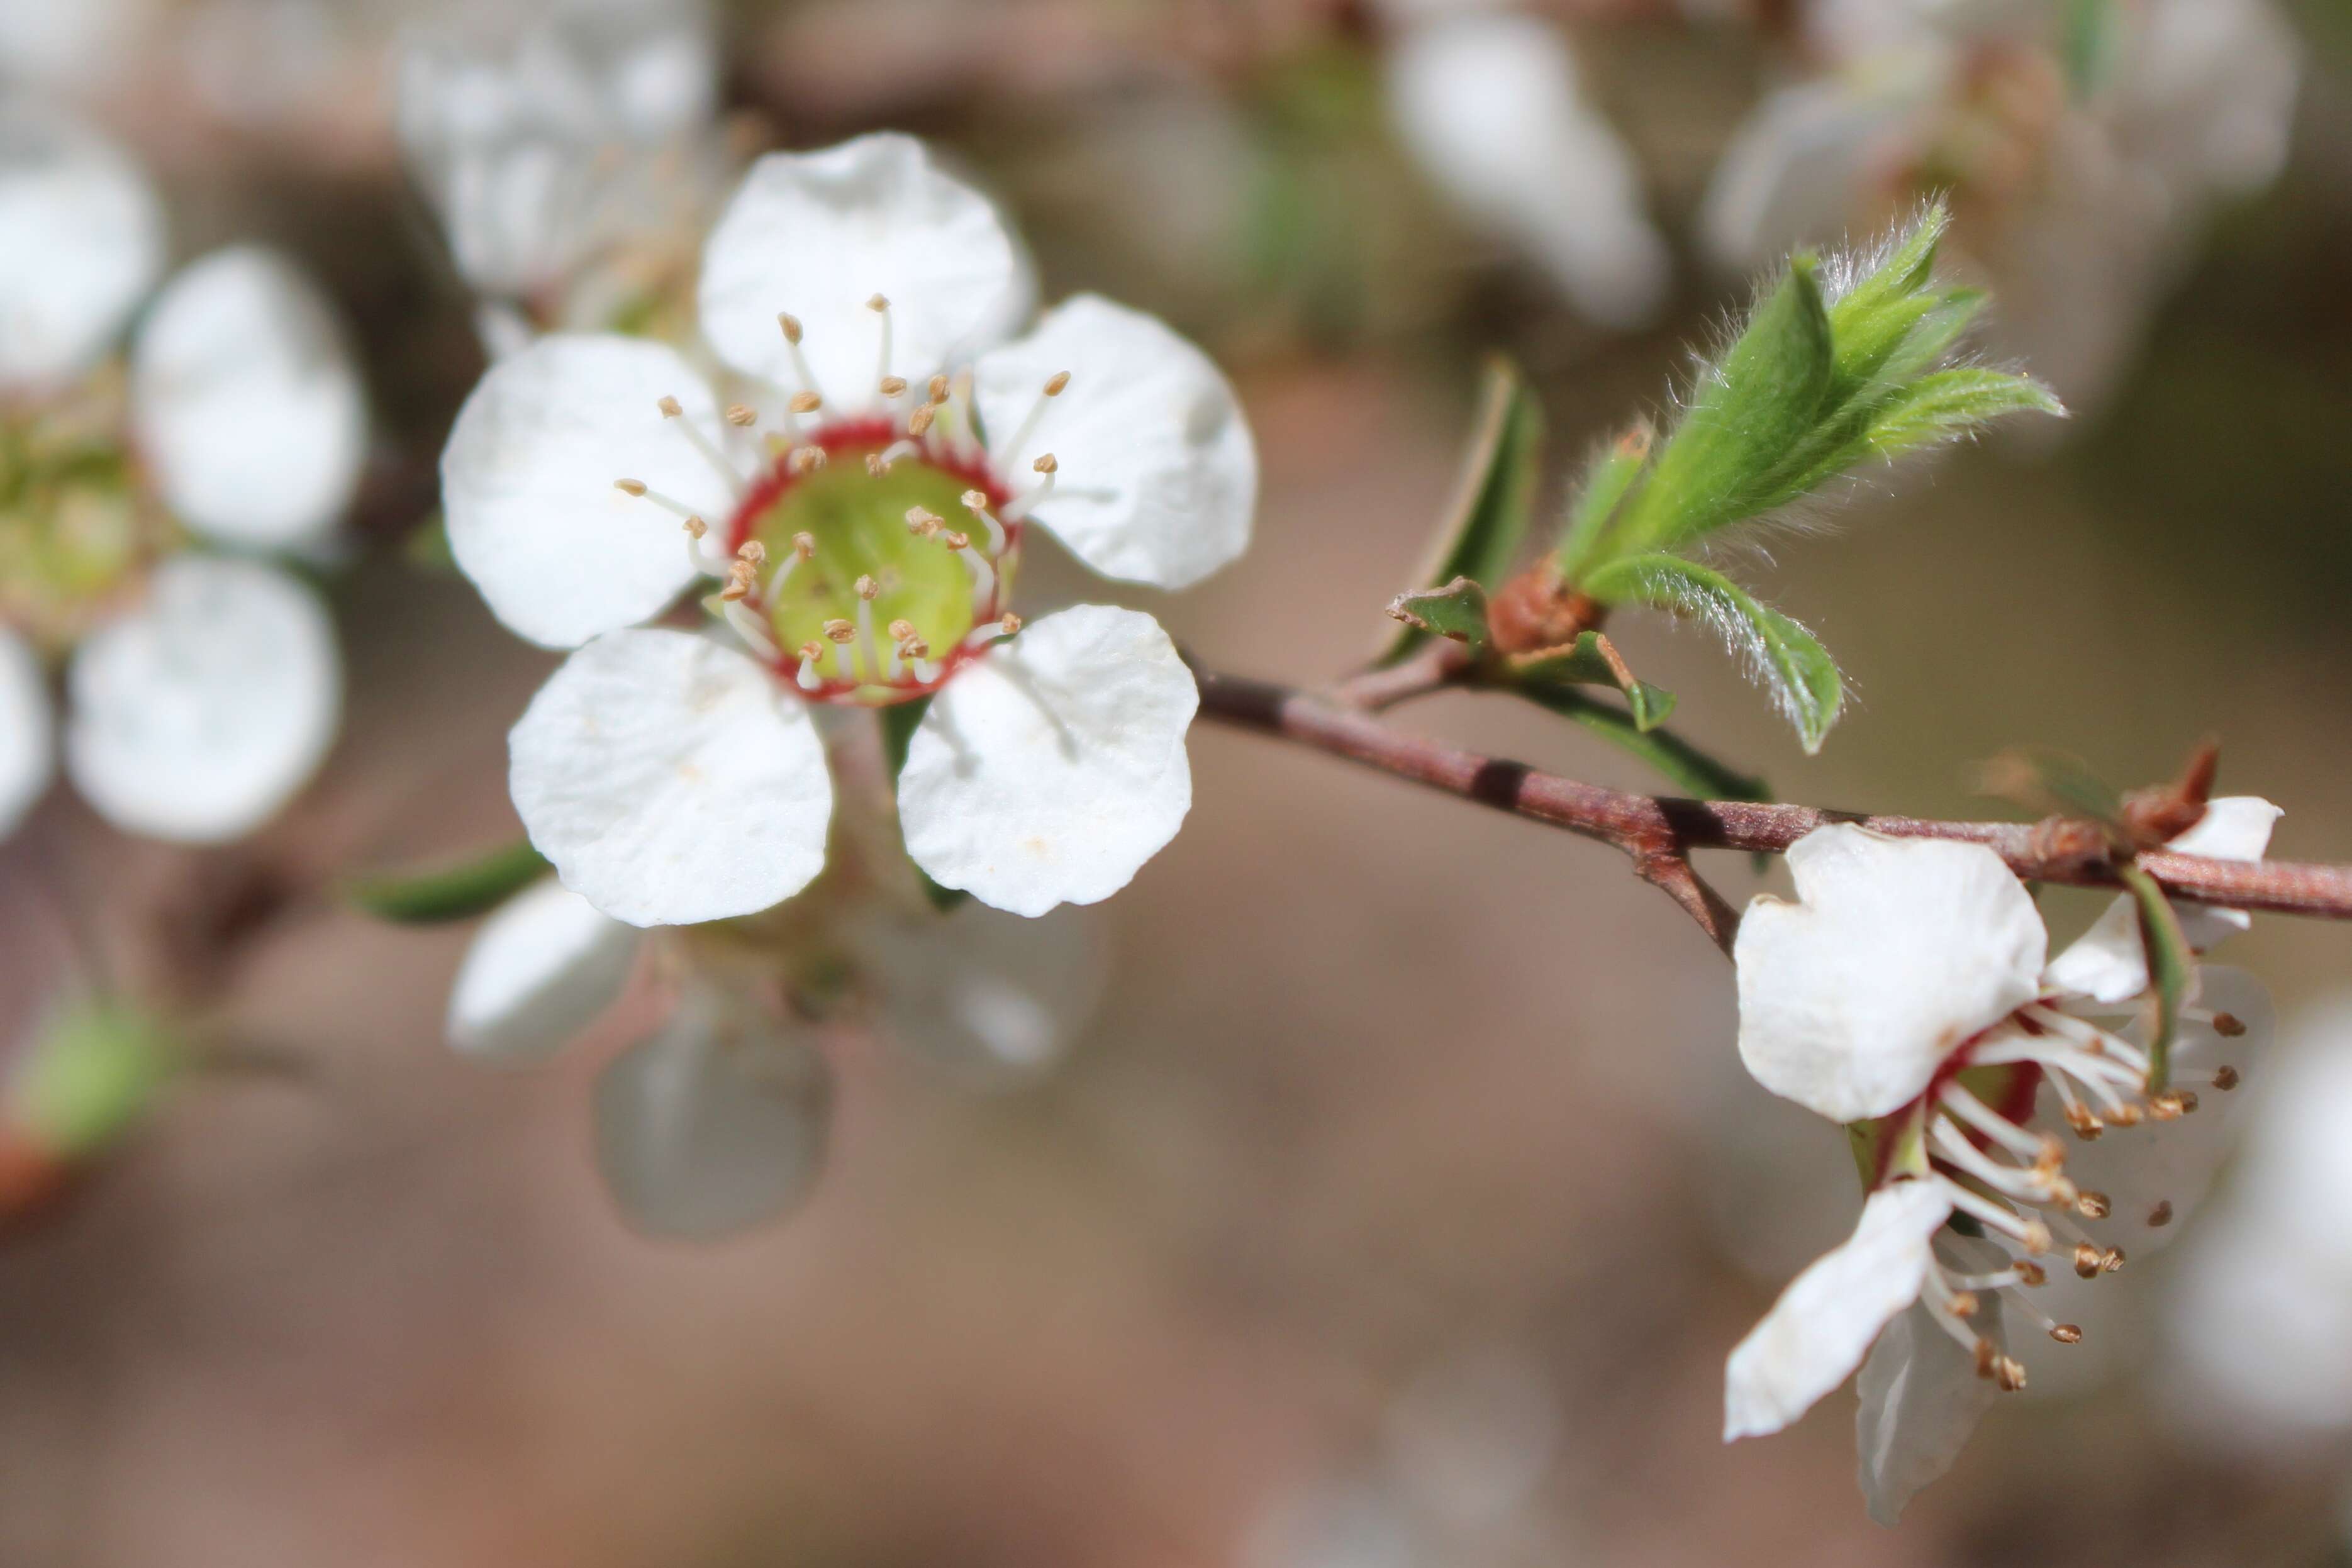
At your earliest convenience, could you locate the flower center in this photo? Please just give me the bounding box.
[0,393,165,652]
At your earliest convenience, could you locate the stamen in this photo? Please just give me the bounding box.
[944,528,996,608]
[908,401,939,438]
[777,313,823,403]
[947,369,979,459]
[788,445,828,475]
[963,613,1021,650]
[2147,1199,2175,1228]
[1931,1118,2061,1204]
[657,396,747,492]
[794,640,825,692]
[998,452,1058,525]
[2075,1190,2111,1220]
[868,294,894,397]
[823,618,857,682]
[767,531,815,596]
[2212,1065,2241,1091]
[868,439,920,475]
[719,599,780,662]
[615,478,708,522]
[1933,1176,2053,1254]
[1939,1082,2049,1164]
[905,506,943,538]
[2015,1260,2048,1286]
[995,369,1070,465]
[854,575,881,682]
[681,516,730,577]
[725,404,759,428]
[961,489,1007,555]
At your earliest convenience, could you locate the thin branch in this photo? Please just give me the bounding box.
[1189,663,2352,945]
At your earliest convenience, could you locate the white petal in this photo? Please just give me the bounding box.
[64,555,338,843]
[1735,827,2047,1123]
[1725,1181,1952,1442]
[855,899,1108,1080]
[1383,9,1671,328]
[131,246,367,552]
[2045,796,2283,1001]
[973,294,1256,591]
[696,135,1031,404]
[446,877,641,1064]
[0,99,165,390]
[442,333,728,648]
[593,983,830,1239]
[0,627,55,839]
[898,604,1196,918]
[1854,1232,2004,1526]
[508,628,831,928]
[1698,77,1923,272]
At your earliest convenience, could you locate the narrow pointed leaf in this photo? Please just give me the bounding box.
[347,839,550,924]
[1381,355,1545,662]
[1502,631,1676,731]
[1552,424,1653,581]
[1582,553,1844,752]
[1865,369,2065,461]
[1386,576,1491,652]
[2118,864,2193,1093]
[1521,686,1770,803]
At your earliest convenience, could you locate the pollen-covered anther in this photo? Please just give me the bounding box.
[2148,1199,2175,1227]
[1044,370,1071,398]
[853,575,880,601]
[1948,1291,1981,1319]
[2213,1012,2248,1038]
[737,541,767,565]
[1995,1357,2028,1393]
[777,311,803,344]
[720,560,757,602]
[2019,1220,2053,1255]
[879,375,908,398]
[905,506,942,538]
[615,478,647,496]
[942,530,970,551]
[887,618,916,644]
[2065,1103,2106,1140]
[2076,1190,2111,1220]
[2102,1246,2127,1273]
[2151,1089,2196,1120]
[999,613,1022,635]
[1032,453,1059,475]
[907,403,938,437]
[788,446,827,475]
[2073,1242,2105,1279]
[2015,1260,2048,1287]
[725,404,759,428]
[822,619,855,644]
[683,515,708,540]
[1973,1338,1998,1380]
[788,391,822,414]
[657,395,684,418]
[2049,1323,2083,1345]
[2109,1104,2146,1128]
[2213,1064,2241,1091]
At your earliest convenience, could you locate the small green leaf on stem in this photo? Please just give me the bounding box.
[346,838,550,924]
[879,698,969,913]
[1502,631,1676,731]
[2117,864,2192,1093]
[1380,355,1544,662]
[1386,576,1491,652]
[1552,423,1653,583]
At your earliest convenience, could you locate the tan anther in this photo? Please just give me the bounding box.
[961,488,989,512]
[2015,1260,2047,1287]
[2110,1104,2146,1128]
[854,574,879,601]
[737,540,766,565]
[798,640,825,664]
[887,618,916,643]
[1032,453,1058,474]
[942,530,970,551]
[2074,1243,2104,1279]
[998,613,1022,635]
[1044,370,1070,396]
[1995,1358,2029,1393]
[2019,1220,2052,1255]
[2148,1200,2175,1228]
[657,395,684,418]
[879,375,909,398]
[683,516,708,540]
[2050,1323,2083,1344]
[928,374,949,402]
[867,293,889,313]
[2213,1065,2241,1091]
[789,391,823,414]
[615,478,647,496]
[725,404,758,427]
[2214,1012,2246,1038]
[1974,1338,1998,1380]
[2151,1091,2190,1121]
[2076,1191,2111,1220]
[721,560,755,602]
[908,403,938,436]
[2102,1247,2127,1274]
[778,312,803,344]
[792,531,816,559]
[905,506,942,537]
[866,453,889,477]
[2174,1089,2201,1115]
[823,619,856,644]
[788,446,828,474]
[2065,1103,2105,1140]
[899,638,928,660]
[1948,1291,1980,1319]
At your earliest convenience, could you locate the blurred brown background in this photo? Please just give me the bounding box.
[5,1,2352,1563]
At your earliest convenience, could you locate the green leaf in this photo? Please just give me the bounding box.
[1552,424,1653,582]
[1522,686,1770,803]
[878,698,968,913]
[1502,631,1676,731]
[1379,355,1544,662]
[1386,577,1490,652]
[1612,257,1834,552]
[345,839,550,924]
[2117,864,2193,1093]
[1864,368,2066,460]
[16,1003,176,1159]
[1581,554,1844,753]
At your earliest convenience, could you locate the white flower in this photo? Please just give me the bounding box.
[2043,794,2280,1002]
[396,0,726,337]
[0,101,364,845]
[443,132,1253,926]
[446,877,644,1064]
[1726,822,2272,1521]
[1379,2,1670,330]
[1698,0,2299,414]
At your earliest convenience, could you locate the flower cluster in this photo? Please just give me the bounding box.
[0,97,364,845]
[1724,801,2278,1521]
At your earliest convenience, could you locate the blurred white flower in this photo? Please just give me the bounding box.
[1379,1,1671,329]
[1700,0,2299,416]
[0,99,362,844]
[442,133,1252,926]
[1725,821,2273,1521]
[2165,995,2352,1438]
[396,0,728,343]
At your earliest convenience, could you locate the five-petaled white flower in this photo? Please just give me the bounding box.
[1700,0,2300,416]
[0,97,364,845]
[442,132,1255,927]
[1724,810,2277,1523]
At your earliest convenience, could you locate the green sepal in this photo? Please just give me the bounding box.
[1522,686,1770,803]
[1386,576,1490,652]
[345,838,550,924]
[1379,355,1544,663]
[2117,864,2193,1093]
[1581,553,1844,753]
[1502,631,1676,732]
[15,1003,177,1160]
[878,697,969,913]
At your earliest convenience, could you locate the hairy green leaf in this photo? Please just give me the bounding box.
[1381,355,1545,663]
[1865,369,2066,460]
[345,839,550,924]
[1552,424,1653,582]
[1386,577,1491,652]
[1583,554,1844,753]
